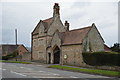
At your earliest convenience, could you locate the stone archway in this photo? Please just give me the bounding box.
[53,46,60,64]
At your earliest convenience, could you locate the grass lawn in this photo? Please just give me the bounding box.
[48,65,120,77]
[0,60,31,64]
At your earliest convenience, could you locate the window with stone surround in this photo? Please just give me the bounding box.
[39,39,43,45]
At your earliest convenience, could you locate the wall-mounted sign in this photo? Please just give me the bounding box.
[64,55,67,59]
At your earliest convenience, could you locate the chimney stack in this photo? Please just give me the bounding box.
[53,3,60,17]
[65,21,69,31]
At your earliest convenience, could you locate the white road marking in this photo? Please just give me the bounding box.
[19,67,24,68]
[2,69,6,70]
[0,68,6,71]
[70,76,78,78]
[52,73,60,75]
[10,71,26,76]
[38,71,45,72]
[47,72,60,75]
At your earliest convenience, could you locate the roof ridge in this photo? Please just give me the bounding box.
[69,26,92,32]
[42,17,53,22]
[0,44,22,46]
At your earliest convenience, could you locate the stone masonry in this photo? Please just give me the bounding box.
[31,3,105,66]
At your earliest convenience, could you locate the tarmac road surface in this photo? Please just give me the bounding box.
[1,62,118,80]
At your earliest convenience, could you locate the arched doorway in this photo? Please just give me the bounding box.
[53,46,60,64]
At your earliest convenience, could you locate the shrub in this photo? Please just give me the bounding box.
[82,52,120,66]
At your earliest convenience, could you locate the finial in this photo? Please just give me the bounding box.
[92,23,95,27]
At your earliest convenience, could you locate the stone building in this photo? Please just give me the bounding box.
[31,3,105,66]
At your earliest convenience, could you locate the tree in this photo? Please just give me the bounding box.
[110,43,120,53]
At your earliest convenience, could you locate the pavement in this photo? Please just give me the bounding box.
[0,62,119,80]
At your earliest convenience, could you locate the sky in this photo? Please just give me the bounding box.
[0,0,119,47]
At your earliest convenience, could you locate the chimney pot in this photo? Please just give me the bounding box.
[53,3,60,16]
[65,21,69,31]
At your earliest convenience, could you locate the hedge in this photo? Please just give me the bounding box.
[82,52,120,66]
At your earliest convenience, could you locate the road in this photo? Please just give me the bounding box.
[1,62,118,80]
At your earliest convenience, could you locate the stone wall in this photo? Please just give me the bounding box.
[47,16,66,35]
[38,22,46,37]
[61,45,84,66]
[32,37,47,63]
[32,38,39,61]
[83,26,104,52]
[51,31,61,48]
[38,37,47,63]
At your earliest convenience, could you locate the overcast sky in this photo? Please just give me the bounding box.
[0,0,119,47]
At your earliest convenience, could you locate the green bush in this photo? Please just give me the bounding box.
[82,52,120,66]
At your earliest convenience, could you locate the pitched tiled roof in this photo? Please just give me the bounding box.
[42,17,53,31]
[1,44,19,55]
[1,44,28,56]
[42,17,53,25]
[59,26,92,45]
[32,20,41,35]
[32,17,53,35]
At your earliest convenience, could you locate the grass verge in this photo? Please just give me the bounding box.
[0,60,31,64]
[48,65,120,77]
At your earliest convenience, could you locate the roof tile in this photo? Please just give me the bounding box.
[60,26,92,45]
[32,17,53,35]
